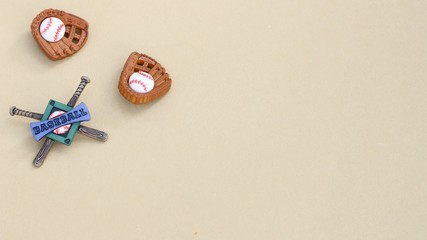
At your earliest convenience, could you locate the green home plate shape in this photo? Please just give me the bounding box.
[9,76,108,168]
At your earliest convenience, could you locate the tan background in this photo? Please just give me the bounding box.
[0,0,426,239]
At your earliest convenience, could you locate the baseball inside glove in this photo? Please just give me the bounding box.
[119,52,172,104]
[31,9,89,61]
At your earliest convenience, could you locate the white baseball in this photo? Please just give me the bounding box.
[49,111,71,135]
[128,71,155,93]
[39,17,65,42]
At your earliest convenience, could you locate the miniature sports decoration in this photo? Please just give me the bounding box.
[128,71,155,94]
[118,52,172,104]
[30,102,90,142]
[10,76,108,167]
[31,9,89,60]
[39,17,65,42]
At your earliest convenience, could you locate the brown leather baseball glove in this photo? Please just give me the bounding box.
[31,9,89,61]
[119,52,172,104]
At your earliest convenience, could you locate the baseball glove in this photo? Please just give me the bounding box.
[118,52,172,104]
[31,9,89,61]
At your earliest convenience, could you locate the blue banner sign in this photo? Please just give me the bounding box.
[30,102,91,141]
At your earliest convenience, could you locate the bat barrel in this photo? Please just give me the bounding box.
[9,106,17,116]
[81,76,91,84]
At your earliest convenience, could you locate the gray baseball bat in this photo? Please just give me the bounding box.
[34,76,91,167]
[9,106,108,142]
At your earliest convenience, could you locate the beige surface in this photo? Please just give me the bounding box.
[0,1,426,239]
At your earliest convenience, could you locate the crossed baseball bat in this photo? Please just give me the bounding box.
[9,76,108,167]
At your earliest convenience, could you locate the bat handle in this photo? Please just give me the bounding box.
[67,76,91,107]
[33,138,54,167]
[78,126,109,142]
[10,106,43,120]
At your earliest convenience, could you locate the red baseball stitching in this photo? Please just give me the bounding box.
[54,124,70,134]
[138,71,153,80]
[129,79,148,92]
[53,23,64,42]
[40,17,53,35]
[141,82,148,92]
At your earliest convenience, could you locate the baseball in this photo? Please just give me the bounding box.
[49,111,71,135]
[39,17,65,42]
[128,71,155,93]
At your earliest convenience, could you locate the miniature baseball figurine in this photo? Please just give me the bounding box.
[118,52,172,104]
[9,76,108,167]
[31,9,89,60]
[128,71,155,93]
[39,17,65,42]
